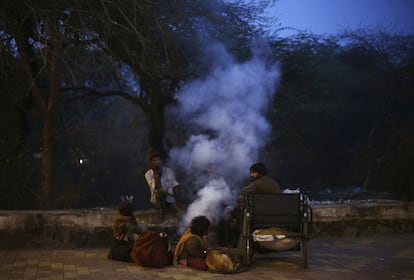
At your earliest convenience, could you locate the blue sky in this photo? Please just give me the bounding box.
[267,0,414,36]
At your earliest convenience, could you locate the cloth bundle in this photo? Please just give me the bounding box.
[253,227,299,251]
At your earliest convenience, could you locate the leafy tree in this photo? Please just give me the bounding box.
[267,34,355,188]
[337,30,414,199]
[267,30,414,200]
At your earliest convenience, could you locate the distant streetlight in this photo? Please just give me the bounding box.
[79,158,88,165]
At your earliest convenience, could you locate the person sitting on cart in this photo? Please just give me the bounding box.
[240,162,281,196]
[220,162,280,247]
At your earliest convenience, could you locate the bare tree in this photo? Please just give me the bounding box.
[1,1,99,208]
[0,0,275,208]
[87,0,272,154]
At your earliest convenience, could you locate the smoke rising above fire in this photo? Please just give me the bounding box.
[167,43,280,232]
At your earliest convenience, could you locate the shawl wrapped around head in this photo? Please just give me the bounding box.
[173,229,208,266]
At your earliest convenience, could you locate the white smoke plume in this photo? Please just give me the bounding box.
[168,43,280,232]
[183,178,233,226]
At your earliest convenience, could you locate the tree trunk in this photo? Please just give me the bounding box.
[13,13,63,209]
[362,105,383,190]
[41,115,54,209]
[148,100,166,155]
[40,17,63,209]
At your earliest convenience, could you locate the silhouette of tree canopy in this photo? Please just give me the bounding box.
[267,30,414,200]
[1,2,413,209]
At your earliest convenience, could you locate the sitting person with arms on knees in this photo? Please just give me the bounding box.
[174,216,211,270]
[113,197,147,243]
[144,150,181,214]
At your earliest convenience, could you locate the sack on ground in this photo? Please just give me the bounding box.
[107,238,133,262]
[206,247,244,273]
[130,230,172,268]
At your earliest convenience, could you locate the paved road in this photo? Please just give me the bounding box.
[1,234,413,279]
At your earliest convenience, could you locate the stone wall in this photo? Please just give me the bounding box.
[0,200,413,249]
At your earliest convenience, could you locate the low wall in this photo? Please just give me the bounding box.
[311,200,414,236]
[0,200,413,249]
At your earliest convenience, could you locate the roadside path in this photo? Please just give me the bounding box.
[1,234,413,279]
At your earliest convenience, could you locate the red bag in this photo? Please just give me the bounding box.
[130,230,172,268]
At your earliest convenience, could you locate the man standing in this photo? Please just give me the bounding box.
[144,151,180,212]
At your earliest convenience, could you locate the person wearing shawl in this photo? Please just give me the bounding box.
[113,198,147,243]
[173,216,210,270]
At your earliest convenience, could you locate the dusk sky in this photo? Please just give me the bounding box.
[267,0,414,36]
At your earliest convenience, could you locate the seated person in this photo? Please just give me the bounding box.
[113,197,147,243]
[144,150,181,213]
[173,216,211,270]
[240,162,281,196]
[220,162,280,247]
